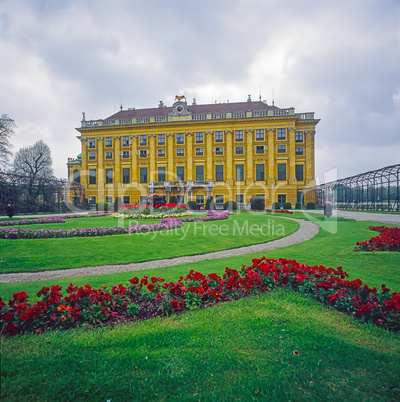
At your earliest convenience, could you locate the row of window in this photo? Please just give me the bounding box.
[87,130,305,148]
[81,164,304,185]
[88,146,305,160]
[87,192,298,207]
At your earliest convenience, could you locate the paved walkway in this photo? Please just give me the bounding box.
[310,209,400,225]
[0,218,319,283]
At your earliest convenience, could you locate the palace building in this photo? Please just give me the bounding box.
[67,95,319,208]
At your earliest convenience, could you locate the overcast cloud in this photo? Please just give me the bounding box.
[1,0,399,181]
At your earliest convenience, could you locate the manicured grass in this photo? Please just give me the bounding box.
[0,213,298,274]
[2,289,399,401]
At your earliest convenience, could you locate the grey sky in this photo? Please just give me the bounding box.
[1,0,399,181]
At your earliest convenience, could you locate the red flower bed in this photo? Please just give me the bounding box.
[266,210,293,214]
[1,258,399,336]
[355,226,400,252]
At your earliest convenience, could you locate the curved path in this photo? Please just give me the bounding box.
[0,218,319,284]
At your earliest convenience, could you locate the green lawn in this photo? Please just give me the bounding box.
[0,213,298,274]
[1,213,400,401]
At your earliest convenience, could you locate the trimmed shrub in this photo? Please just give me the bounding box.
[169,195,177,205]
[271,202,281,210]
[187,200,198,211]
[223,201,238,211]
[306,202,316,210]
[205,196,215,210]
[295,202,302,210]
[283,202,292,210]
[114,197,122,211]
[97,201,112,211]
[251,198,265,211]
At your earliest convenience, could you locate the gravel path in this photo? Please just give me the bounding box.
[0,218,319,284]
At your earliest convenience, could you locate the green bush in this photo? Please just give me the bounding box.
[96,201,112,212]
[283,202,292,210]
[251,197,265,211]
[169,195,177,205]
[205,196,215,210]
[187,200,198,210]
[223,201,238,211]
[306,202,316,210]
[295,202,302,210]
[271,202,281,210]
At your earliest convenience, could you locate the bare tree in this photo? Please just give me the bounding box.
[13,140,54,204]
[0,114,16,168]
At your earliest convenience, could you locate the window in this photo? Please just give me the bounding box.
[256,146,264,154]
[235,146,244,155]
[196,165,204,182]
[296,165,304,181]
[105,137,112,147]
[122,151,130,158]
[177,149,184,157]
[176,133,184,144]
[236,194,244,204]
[177,166,184,181]
[295,131,304,142]
[105,196,113,203]
[89,196,96,204]
[256,164,265,181]
[215,131,223,142]
[297,191,303,203]
[196,148,203,156]
[158,134,165,145]
[122,136,129,146]
[256,129,264,141]
[196,132,203,143]
[158,166,166,182]
[140,167,147,183]
[140,150,147,158]
[106,168,113,184]
[277,128,286,140]
[215,165,224,181]
[105,151,112,159]
[140,196,147,205]
[158,149,165,157]
[295,147,303,155]
[277,163,286,181]
[89,169,96,184]
[177,195,184,204]
[236,164,244,181]
[88,138,96,148]
[277,145,286,153]
[215,147,223,155]
[89,152,96,160]
[140,135,147,146]
[235,130,243,141]
[278,194,287,204]
[123,168,130,184]
[123,196,130,205]
[196,195,204,204]
[73,169,80,183]
[215,195,224,204]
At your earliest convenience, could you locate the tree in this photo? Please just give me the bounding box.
[13,140,54,204]
[0,114,16,168]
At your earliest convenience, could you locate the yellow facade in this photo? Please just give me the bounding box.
[67,97,319,208]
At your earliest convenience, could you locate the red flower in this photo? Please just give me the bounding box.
[129,277,139,285]
[170,300,179,310]
[212,289,221,299]
[147,284,155,292]
[151,277,158,284]
[3,323,19,336]
[0,297,5,310]
[36,287,50,297]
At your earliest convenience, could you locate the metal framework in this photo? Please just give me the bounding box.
[306,164,400,212]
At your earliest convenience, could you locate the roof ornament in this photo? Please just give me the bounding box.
[192,98,197,105]
[175,95,186,101]
[158,100,165,108]
[82,112,86,121]
[247,94,251,102]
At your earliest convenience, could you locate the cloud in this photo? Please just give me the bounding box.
[0,0,399,180]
